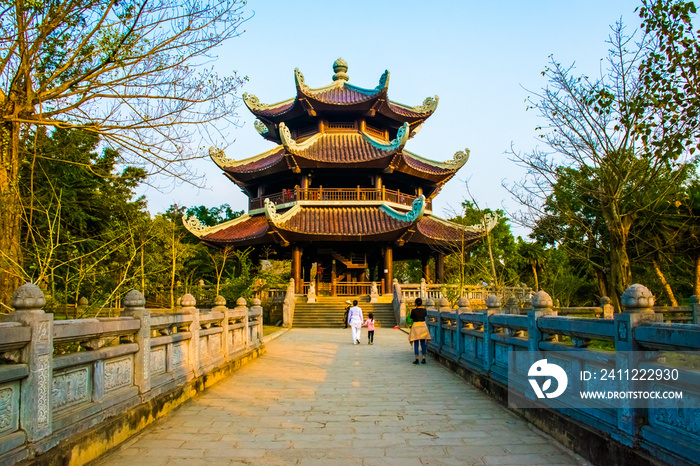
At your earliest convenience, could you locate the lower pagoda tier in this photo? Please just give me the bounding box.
[183,195,493,294]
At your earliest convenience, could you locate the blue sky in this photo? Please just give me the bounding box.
[138,0,643,237]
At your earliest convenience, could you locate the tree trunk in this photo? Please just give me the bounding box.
[0,120,23,310]
[531,264,539,291]
[601,204,632,312]
[594,268,608,299]
[693,253,700,297]
[652,259,678,306]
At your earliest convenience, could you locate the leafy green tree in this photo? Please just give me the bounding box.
[517,241,546,291]
[637,0,700,159]
[13,128,147,314]
[444,201,520,288]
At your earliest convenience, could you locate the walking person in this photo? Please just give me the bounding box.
[347,300,363,345]
[363,312,375,345]
[409,297,432,364]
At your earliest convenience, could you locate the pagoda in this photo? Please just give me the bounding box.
[183,59,494,296]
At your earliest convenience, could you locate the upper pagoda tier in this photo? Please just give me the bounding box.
[243,58,438,144]
[213,59,469,200]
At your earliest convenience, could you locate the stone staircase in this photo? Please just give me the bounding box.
[293,297,396,328]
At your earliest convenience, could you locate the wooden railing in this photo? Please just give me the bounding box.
[249,187,432,211]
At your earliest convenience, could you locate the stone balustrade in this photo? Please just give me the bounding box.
[0,283,264,465]
[425,283,700,466]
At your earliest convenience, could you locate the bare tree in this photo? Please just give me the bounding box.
[0,0,249,305]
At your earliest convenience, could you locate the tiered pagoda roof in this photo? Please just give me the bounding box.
[184,59,491,254]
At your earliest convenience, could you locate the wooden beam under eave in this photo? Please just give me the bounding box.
[299,98,316,117]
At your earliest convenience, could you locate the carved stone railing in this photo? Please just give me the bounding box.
[0,284,264,465]
[425,284,700,466]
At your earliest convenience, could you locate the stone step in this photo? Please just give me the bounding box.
[293,302,395,328]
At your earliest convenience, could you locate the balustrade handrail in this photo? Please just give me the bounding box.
[249,187,433,211]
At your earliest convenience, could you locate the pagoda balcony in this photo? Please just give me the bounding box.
[249,187,432,212]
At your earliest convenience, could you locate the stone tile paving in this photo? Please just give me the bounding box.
[92,328,590,466]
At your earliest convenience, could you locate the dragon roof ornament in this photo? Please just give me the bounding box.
[375,70,390,91]
[182,214,211,237]
[482,212,499,232]
[209,146,236,167]
[242,92,271,111]
[381,194,426,223]
[294,68,310,92]
[363,122,410,151]
[263,198,281,223]
[253,120,269,136]
[411,96,439,114]
[445,148,470,167]
[278,122,319,152]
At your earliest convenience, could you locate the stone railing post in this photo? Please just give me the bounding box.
[233,297,248,350]
[600,296,614,319]
[691,295,699,324]
[180,293,201,376]
[249,298,263,346]
[392,279,406,328]
[282,279,295,328]
[8,283,53,441]
[212,296,229,359]
[455,297,471,357]
[483,293,502,373]
[121,290,151,394]
[527,290,555,362]
[438,297,451,352]
[613,284,663,445]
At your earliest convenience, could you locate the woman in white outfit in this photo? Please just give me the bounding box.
[347,300,363,344]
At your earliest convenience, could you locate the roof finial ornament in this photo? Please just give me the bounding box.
[332,58,349,82]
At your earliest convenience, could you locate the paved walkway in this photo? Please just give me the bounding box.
[93,329,588,465]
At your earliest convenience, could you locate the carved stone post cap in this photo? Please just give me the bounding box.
[236,297,247,307]
[600,296,612,305]
[251,298,261,306]
[123,289,145,307]
[421,278,426,284]
[621,284,655,311]
[290,278,295,285]
[439,297,450,308]
[180,293,196,307]
[214,295,226,306]
[425,298,435,308]
[485,293,501,308]
[531,290,553,308]
[457,296,470,308]
[392,278,398,284]
[11,283,46,310]
[78,296,88,306]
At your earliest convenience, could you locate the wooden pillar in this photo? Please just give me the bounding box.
[421,257,429,281]
[292,246,302,294]
[331,260,337,296]
[383,246,393,294]
[436,252,445,284]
